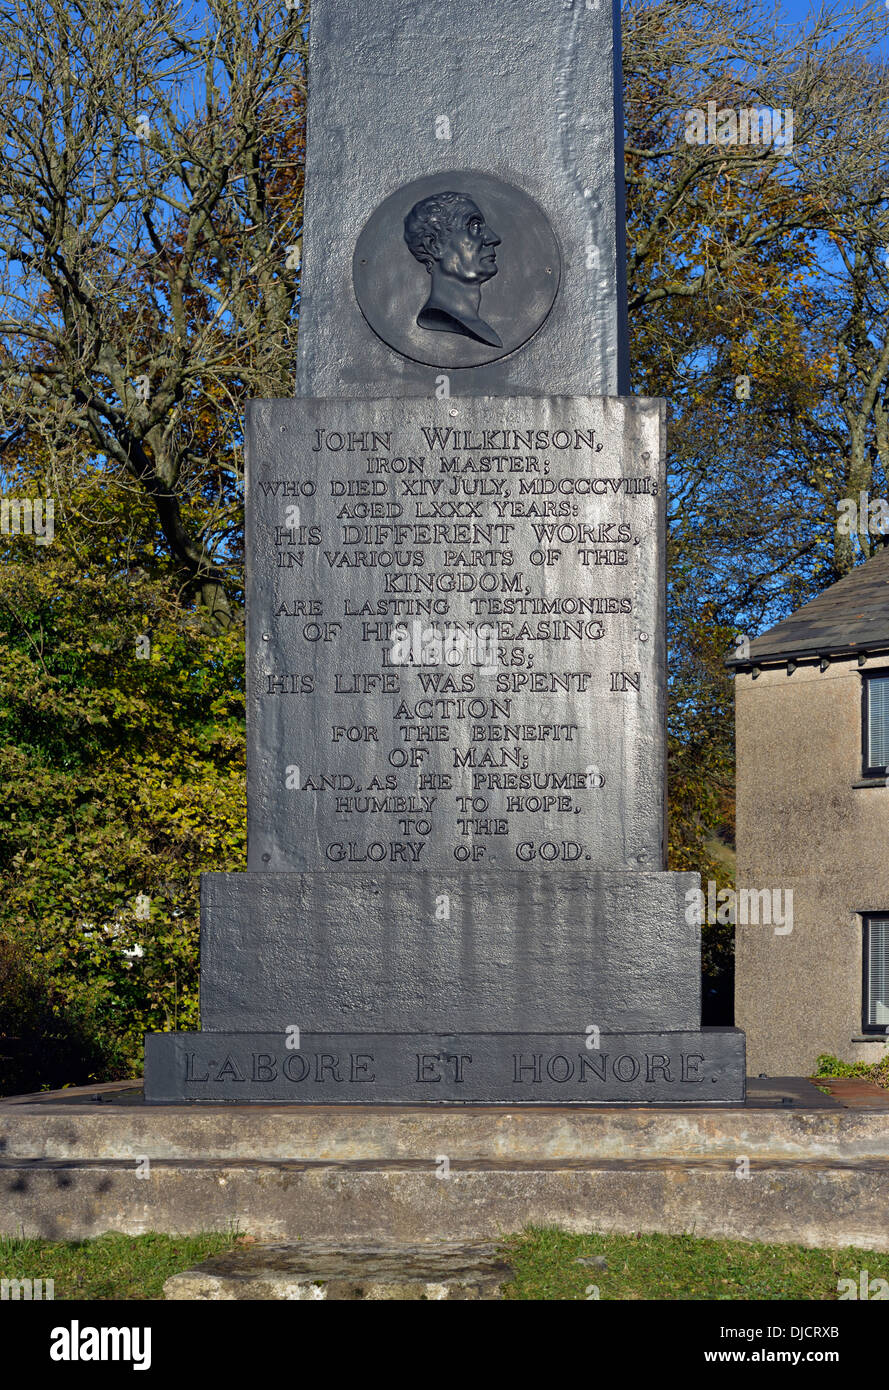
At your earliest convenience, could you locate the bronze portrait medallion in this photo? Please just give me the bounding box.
[353,171,561,369]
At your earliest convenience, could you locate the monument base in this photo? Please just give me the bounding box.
[197,869,703,1034]
[144,1028,745,1104]
[3,1079,888,1251]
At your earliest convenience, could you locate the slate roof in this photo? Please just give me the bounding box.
[727,542,889,666]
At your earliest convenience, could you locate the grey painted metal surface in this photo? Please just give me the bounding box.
[144,1029,746,1104]
[295,0,630,398]
[199,870,701,1034]
[245,395,666,873]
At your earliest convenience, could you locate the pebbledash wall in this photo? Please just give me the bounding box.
[731,545,889,1076]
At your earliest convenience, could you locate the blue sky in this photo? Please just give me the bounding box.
[777,0,889,54]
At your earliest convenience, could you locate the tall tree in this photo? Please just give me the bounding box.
[0,0,307,627]
[0,450,247,1078]
[623,0,889,961]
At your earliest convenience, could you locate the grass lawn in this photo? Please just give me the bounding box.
[2,1227,887,1299]
[0,1231,242,1300]
[502,1229,889,1300]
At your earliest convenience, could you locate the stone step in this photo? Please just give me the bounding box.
[2,1154,889,1251]
[10,1079,889,1167]
[163,1242,512,1300]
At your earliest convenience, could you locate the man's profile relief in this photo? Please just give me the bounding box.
[403,192,503,348]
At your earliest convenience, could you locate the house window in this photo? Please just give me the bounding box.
[862,672,889,777]
[863,916,889,1033]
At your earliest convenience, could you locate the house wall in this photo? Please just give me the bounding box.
[735,655,889,1075]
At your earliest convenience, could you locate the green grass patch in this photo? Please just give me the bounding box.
[4,1228,888,1300]
[501,1228,889,1300]
[0,1231,241,1300]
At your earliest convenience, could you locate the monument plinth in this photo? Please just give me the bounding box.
[144,0,745,1104]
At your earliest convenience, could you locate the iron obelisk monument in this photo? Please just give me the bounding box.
[145,0,746,1103]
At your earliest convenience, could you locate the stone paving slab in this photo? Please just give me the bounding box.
[813,1078,889,1109]
[163,1241,512,1300]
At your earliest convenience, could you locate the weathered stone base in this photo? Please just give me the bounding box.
[144,1027,746,1104]
[163,1242,511,1300]
[2,1081,889,1251]
[4,1154,889,1253]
